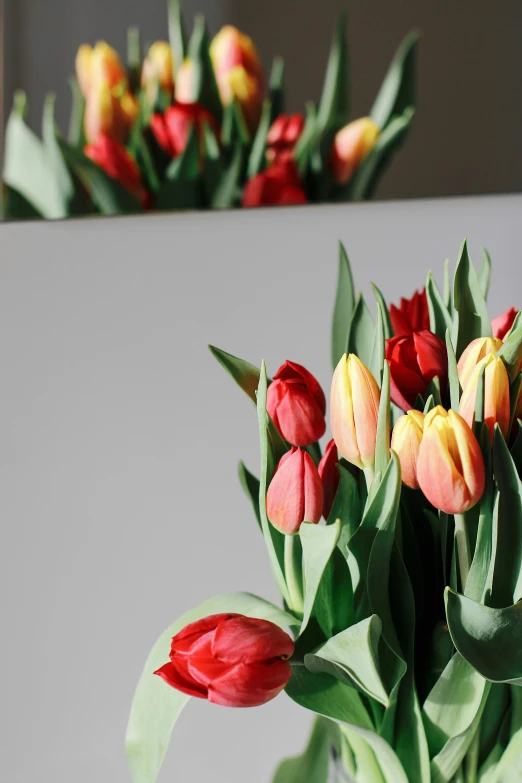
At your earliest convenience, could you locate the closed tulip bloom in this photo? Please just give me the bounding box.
[155,613,294,707]
[142,42,175,103]
[266,114,305,164]
[175,59,198,103]
[330,117,380,185]
[85,134,149,206]
[386,330,448,411]
[330,354,381,470]
[492,307,518,340]
[84,80,139,144]
[459,355,510,438]
[318,439,340,519]
[457,336,503,389]
[76,41,128,97]
[266,448,323,535]
[390,288,430,336]
[210,25,263,131]
[266,360,326,446]
[391,410,425,489]
[151,103,217,159]
[243,161,307,208]
[417,406,485,515]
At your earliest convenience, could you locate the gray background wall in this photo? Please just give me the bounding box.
[3,0,522,200]
[0,193,521,782]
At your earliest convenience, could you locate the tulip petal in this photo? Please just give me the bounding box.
[417,425,470,514]
[211,616,295,663]
[154,661,208,699]
[208,660,291,707]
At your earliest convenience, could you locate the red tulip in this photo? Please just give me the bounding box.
[386,330,448,411]
[492,307,518,340]
[390,289,430,336]
[266,448,323,534]
[267,360,326,446]
[242,161,307,208]
[85,133,148,205]
[266,114,305,164]
[155,613,294,707]
[318,439,340,519]
[150,103,217,159]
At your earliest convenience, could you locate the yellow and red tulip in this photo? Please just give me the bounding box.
[391,410,425,489]
[210,25,263,131]
[459,354,510,439]
[142,42,175,103]
[457,336,503,389]
[330,117,380,185]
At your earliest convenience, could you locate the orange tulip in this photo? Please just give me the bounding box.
[76,42,128,97]
[330,354,381,470]
[459,355,510,438]
[210,25,263,131]
[142,42,175,103]
[84,80,138,145]
[391,410,425,489]
[417,406,485,515]
[457,337,503,389]
[331,118,380,185]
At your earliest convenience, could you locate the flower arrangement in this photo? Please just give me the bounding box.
[126,240,522,782]
[2,0,418,220]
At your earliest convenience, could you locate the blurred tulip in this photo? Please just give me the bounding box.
[267,360,326,447]
[318,439,340,519]
[142,42,175,104]
[492,307,518,340]
[175,59,198,103]
[457,336,503,389]
[84,81,139,144]
[242,161,307,208]
[459,355,510,438]
[76,41,128,97]
[386,330,448,411]
[266,448,323,535]
[330,117,379,185]
[391,410,425,489]
[390,289,430,336]
[150,103,217,158]
[210,25,263,131]
[155,613,294,707]
[85,133,148,205]
[330,354,381,470]
[266,114,305,164]
[417,406,485,515]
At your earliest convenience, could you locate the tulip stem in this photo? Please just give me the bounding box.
[285,535,304,618]
[454,513,471,591]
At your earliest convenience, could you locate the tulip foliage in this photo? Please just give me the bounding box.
[127,240,522,783]
[2,0,418,221]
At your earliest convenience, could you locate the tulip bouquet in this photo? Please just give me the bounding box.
[126,240,522,783]
[2,0,418,220]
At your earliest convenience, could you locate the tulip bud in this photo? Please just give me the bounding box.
[155,613,294,707]
[492,307,518,340]
[459,354,510,439]
[266,448,323,535]
[457,336,503,389]
[210,25,263,131]
[85,133,148,205]
[391,410,425,489]
[386,330,448,411]
[76,41,128,99]
[142,42,174,97]
[416,406,485,515]
[266,360,326,447]
[84,80,138,144]
[76,44,94,96]
[330,117,380,185]
[266,114,305,164]
[330,354,381,470]
[175,59,198,103]
[150,103,217,159]
[242,161,308,208]
[318,439,340,519]
[389,289,430,336]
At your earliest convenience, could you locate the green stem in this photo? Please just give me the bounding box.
[455,513,471,592]
[363,466,375,491]
[465,726,480,783]
[285,534,304,617]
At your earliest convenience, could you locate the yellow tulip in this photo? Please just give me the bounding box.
[457,336,503,389]
[210,25,263,131]
[331,118,380,185]
[391,410,425,489]
[459,354,510,439]
[142,42,175,103]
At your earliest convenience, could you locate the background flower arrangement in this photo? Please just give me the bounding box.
[126,241,522,782]
[2,0,418,221]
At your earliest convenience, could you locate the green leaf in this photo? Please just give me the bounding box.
[479,247,492,299]
[427,272,453,340]
[269,56,285,121]
[497,326,522,382]
[370,30,420,129]
[328,463,361,553]
[317,14,350,134]
[211,145,243,209]
[67,77,86,147]
[511,421,522,477]
[371,283,393,340]
[466,428,494,603]
[208,345,260,403]
[374,363,391,475]
[452,240,492,358]
[443,259,452,312]
[446,329,461,410]
[187,15,223,122]
[332,243,356,369]
[222,100,250,147]
[126,592,298,783]
[348,294,374,367]
[247,100,270,179]
[167,0,187,79]
[238,461,261,531]
[445,590,522,685]
[369,300,386,387]
[2,185,43,220]
[305,616,390,706]
[272,717,331,783]
[294,101,317,176]
[300,520,341,634]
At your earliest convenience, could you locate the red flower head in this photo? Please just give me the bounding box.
[318,439,340,520]
[84,133,148,206]
[491,306,518,340]
[389,289,430,336]
[155,613,294,708]
[150,103,218,158]
[266,114,305,164]
[266,448,323,534]
[267,360,326,446]
[242,161,307,208]
[386,330,448,411]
